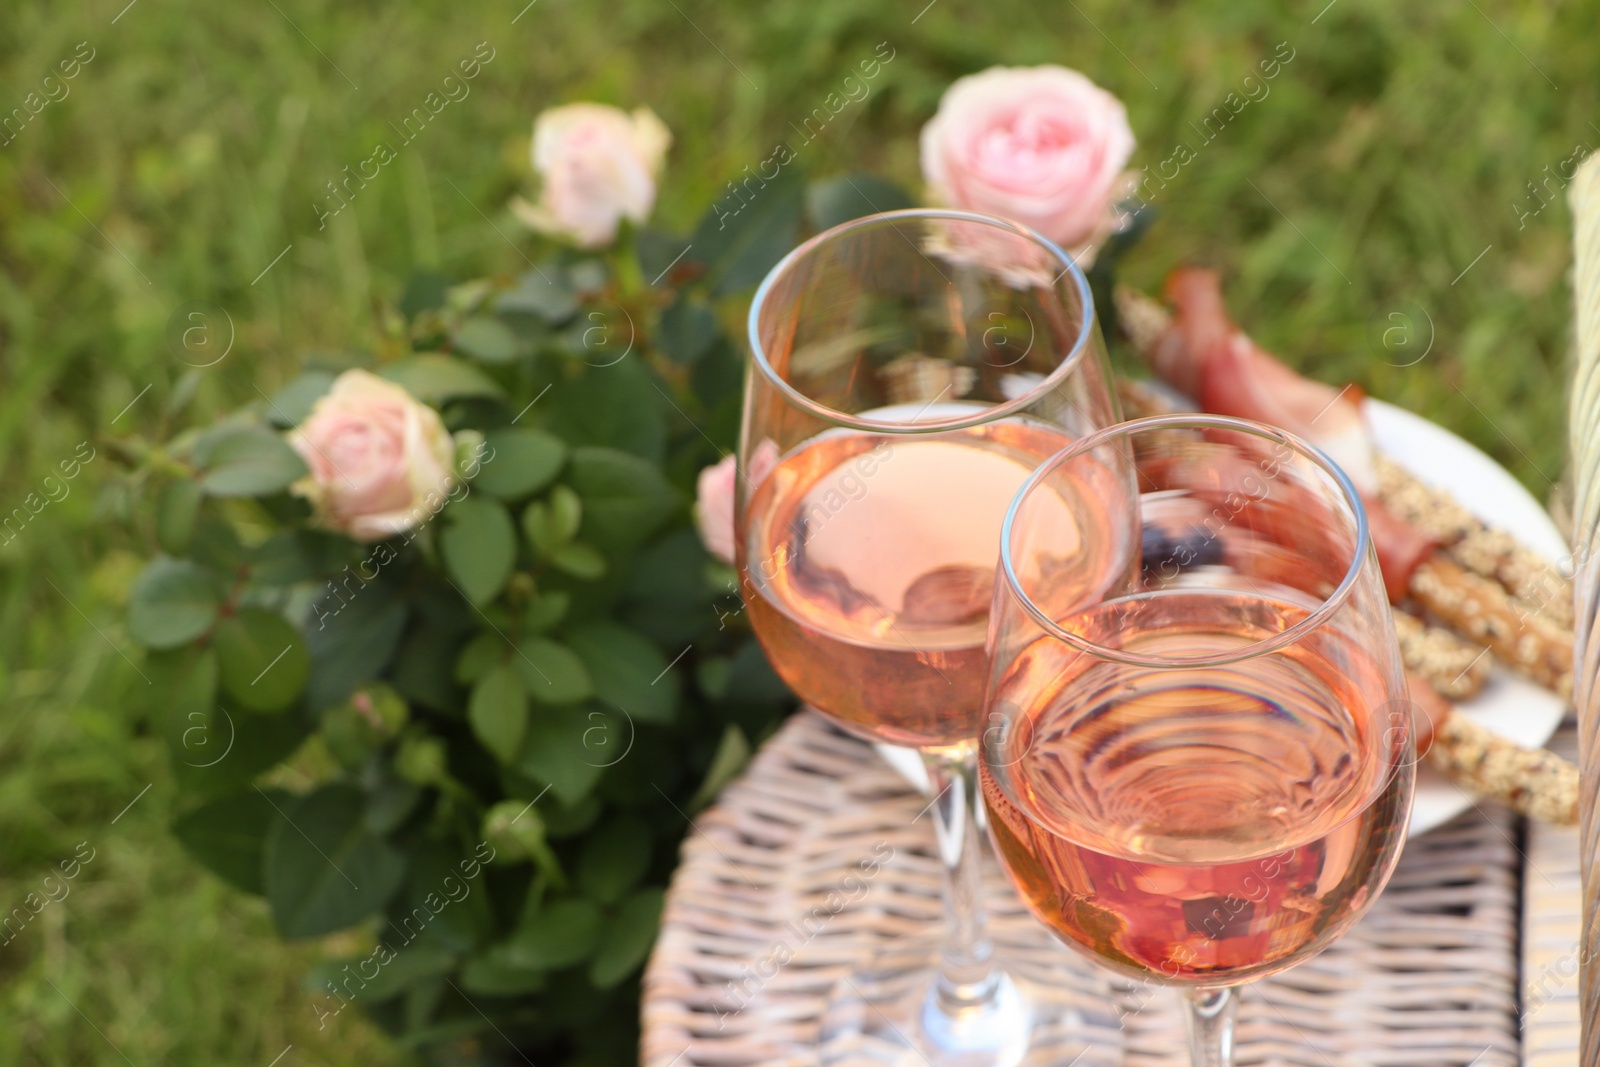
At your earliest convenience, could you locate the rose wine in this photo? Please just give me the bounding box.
[981,589,1413,985]
[739,419,1106,751]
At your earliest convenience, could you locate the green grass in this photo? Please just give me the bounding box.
[0,0,1594,1062]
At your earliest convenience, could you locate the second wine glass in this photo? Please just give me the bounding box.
[981,415,1417,1067]
[735,209,1123,1067]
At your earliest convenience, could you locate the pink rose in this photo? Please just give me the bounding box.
[920,66,1135,258]
[695,442,779,564]
[288,370,456,542]
[695,454,739,564]
[511,103,671,248]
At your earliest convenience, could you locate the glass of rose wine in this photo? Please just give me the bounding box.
[980,414,1417,1067]
[736,209,1124,1066]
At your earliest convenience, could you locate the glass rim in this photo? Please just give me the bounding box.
[745,207,1096,434]
[998,412,1373,669]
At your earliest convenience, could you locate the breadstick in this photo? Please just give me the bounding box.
[1410,676,1579,825]
[1376,454,1573,627]
[1392,611,1492,700]
[1115,376,1183,420]
[1407,556,1573,699]
[1115,285,1171,359]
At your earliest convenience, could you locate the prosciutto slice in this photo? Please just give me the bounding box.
[1151,268,1437,602]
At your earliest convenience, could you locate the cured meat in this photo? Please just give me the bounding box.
[1150,267,1439,600]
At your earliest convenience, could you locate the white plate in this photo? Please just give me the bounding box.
[1364,398,1568,835]
[875,399,1570,837]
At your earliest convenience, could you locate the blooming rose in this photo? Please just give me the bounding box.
[920,66,1135,257]
[695,442,779,564]
[511,103,671,248]
[288,370,456,542]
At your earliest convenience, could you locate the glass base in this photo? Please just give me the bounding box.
[817,937,1124,1067]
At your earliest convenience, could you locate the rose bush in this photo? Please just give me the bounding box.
[113,73,1141,1066]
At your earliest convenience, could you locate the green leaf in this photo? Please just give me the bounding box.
[543,360,666,462]
[365,778,422,835]
[389,625,462,713]
[214,610,309,713]
[520,500,552,555]
[523,591,570,634]
[181,718,312,798]
[128,558,223,649]
[539,794,601,839]
[249,529,351,586]
[635,227,691,287]
[189,515,249,573]
[461,949,548,996]
[506,899,603,969]
[304,585,407,712]
[566,447,680,555]
[689,725,751,811]
[154,646,312,796]
[350,944,456,1003]
[622,529,719,646]
[454,632,503,685]
[144,644,218,725]
[473,429,566,500]
[691,166,805,296]
[440,496,516,605]
[550,542,606,580]
[400,269,450,319]
[515,637,593,704]
[548,485,583,545]
[658,299,718,364]
[172,788,286,895]
[391,841,494,953]
[265,371,336,426]
[195,424,308,497]
[165,368,202,421]
[156,478,202,556]
[565,622,676,723]
[453,316,521,364]
[805,173,915,232]
[724,639,794,704]
[576,815,651,904]
[380,355,504,402]
[589,889,665,989]
[515,639,592,703]
[517,706,606,805]
[263,784,406,938]
[469,665,529,764]
[494,269,578,322]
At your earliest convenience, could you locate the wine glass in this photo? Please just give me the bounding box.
[980,414,1417,1067]
[736,209,1122,1067]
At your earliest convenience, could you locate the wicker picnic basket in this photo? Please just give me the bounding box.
[641,710,1582,1067]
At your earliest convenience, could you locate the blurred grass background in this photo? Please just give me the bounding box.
[0,0,1595,1062]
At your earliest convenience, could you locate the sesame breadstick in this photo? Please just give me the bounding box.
[1411,675,1578,825]
[1376,454,1573,627]
[1407,556,1573,700]
[1392,610,1492,700]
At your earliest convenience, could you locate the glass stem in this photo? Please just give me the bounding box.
[922,752,1002,1016]
[1183,986,1238,1067]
